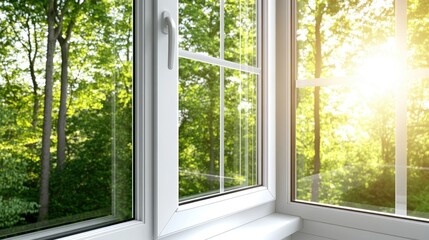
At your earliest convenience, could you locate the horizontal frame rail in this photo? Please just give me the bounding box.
[179,50,261,75]
[296,68,429,88]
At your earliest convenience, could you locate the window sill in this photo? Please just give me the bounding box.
[56,212,300,240]
[209,213,301,240]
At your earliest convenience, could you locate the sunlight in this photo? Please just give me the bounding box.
[327,43,403,131]
[355,51,401,90]
[350,39,405,103]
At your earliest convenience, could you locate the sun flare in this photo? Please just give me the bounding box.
[356,52,402,89]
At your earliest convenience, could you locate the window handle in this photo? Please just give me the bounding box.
[162,11,177,70]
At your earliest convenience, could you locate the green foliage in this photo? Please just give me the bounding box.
[0,152,39,228]
[179,58,221,199]
[0,0,132,236]
[179,0,220,56]
[0,198,38,228]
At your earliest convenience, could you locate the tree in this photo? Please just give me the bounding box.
[48,0,133,220]
[3,1,45,130]
[56,0,86,171]
[39,0,59,222]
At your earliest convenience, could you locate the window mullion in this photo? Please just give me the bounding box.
[395,0,408,216]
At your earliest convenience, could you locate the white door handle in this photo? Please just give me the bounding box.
[162,11,177,70]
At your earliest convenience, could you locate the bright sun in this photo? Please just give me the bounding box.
[356,52,401,89]
[336,45,406,120]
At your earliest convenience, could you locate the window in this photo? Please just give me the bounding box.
[0,0,135,238]
[287,0,429,230]
[274,1,429,239]
[155,0,275,238]
[1,0,277,239]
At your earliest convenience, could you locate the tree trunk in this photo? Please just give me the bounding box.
[57,38,69,171]
[126,15,132,62]
[29,54,39,129]
[26,19,40,129]
[56,1,80,171]
[311,8,323,202]
[39,0,57,221]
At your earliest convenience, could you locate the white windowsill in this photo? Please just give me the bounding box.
[209,213,301,240]
[38,212,300,240]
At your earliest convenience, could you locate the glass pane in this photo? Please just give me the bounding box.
[294,0,405,215]
[179,0,220,58]
[179,0,260,203]
[408,0,429,69]
[0,0,133,238]
[407,78,429,218]
[224,69,258,190]
[295,84,395,212]
[407,0,429,219]
[224,0,258,66]
[178,58,259,201]
[179,58,220,201]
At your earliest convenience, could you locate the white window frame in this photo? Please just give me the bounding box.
[275,1,429,239]
[154,0,277,238]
